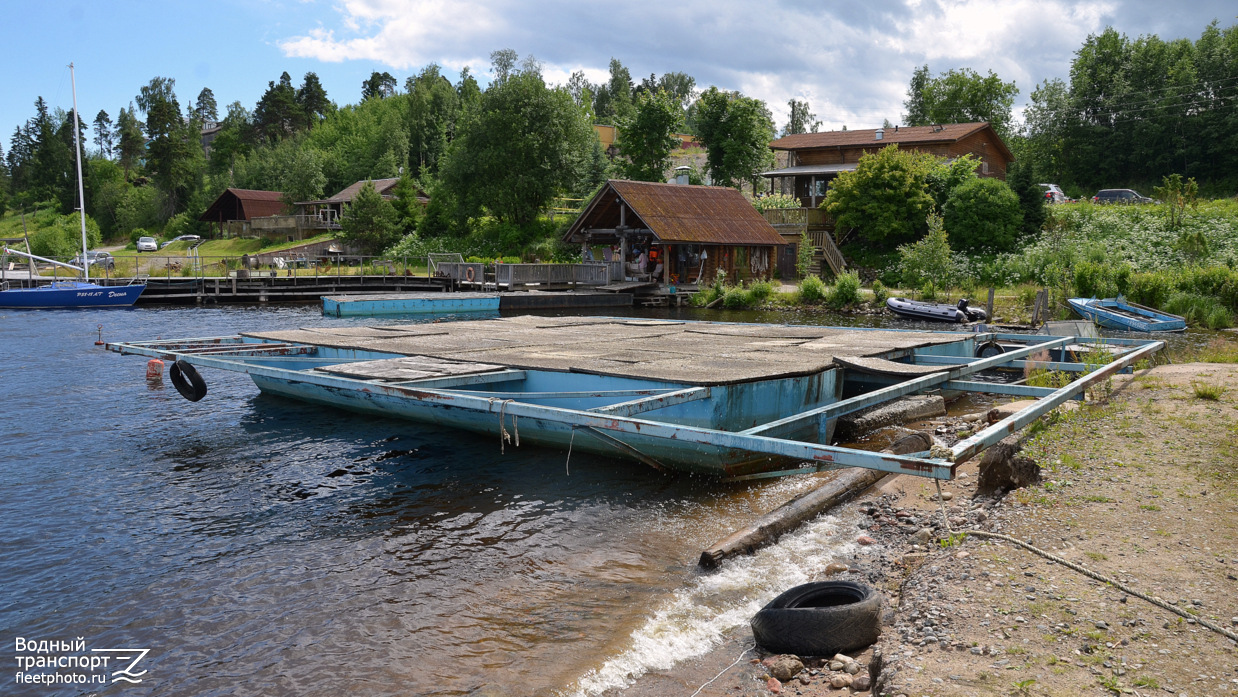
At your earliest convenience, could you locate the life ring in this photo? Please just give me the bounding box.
[465,266,475,282]
[750,581,883,656]
[170,360,208,402]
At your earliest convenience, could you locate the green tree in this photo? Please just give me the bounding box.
[1153,173,1199,229]
[338,180,400,254]
[440,69,595,226]
[925,154,979,209]
[657,71,696,112]
[92,110,114,157]
[115,105,144,181]
[1005,162,1047,237]
[207,101,255,175]
[693,87,775,188]
[903,65,1019,140]
[593,58,634,124]
[942,177,1022,251]
[897,210,958,291]
[390,172,423,234]
[617,89,684,181]
[296,72,331,130]
[136,77,201,216]
[276,145,327,207]
[456,66,482,113]
[489,49,518,84]
[823,145,937,245]
[361,71,397,101]
[406,63,461,174]
[255,72,300,141]
[195,87,218,122]
[782,99,821,136]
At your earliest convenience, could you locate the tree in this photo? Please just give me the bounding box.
[657,72,696,111]
[903,65,1018,140]
[783,99,821,136]
[897,210,959,291]
[440,70,595,226]
[566,70,594,110]
[616,89,684,181]
[823,145,937,245]
[254,72,299,141]
[136,76,201,215]
[406,63,461,174]
[116,105,144,181]
[92,110,114,157]
[390,172,423,234]
[207,101,254,175]
[338,180,400,254]
[276,145,327,208]
[296,72,331,130]
[195,87,218,122]
[692,87,775,188]
[593,58,634,124]
[942,177,1023,251]
[456,66,482,113]
[489,49,518,84]
[361,71,397,101]
[1005,162,1047,238]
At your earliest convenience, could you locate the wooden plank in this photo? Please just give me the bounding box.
[314,356,505,381]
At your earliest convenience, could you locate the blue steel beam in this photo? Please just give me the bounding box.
[940,380,1081,400]
[950,339,1164,463]
[438,388,675,400]
[107,339,957,479]
[742,336,1074,438]
[591,387,711,417]
[915,355,1097,373]
[386,370,527,389]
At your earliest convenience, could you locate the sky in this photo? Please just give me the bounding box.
[2,0,1235,149]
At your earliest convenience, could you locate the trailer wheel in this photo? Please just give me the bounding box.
[975,341,1005,359]
[170,360,208,402]
[750,581,883,656]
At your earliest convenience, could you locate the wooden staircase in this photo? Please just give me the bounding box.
[762,208,846,277]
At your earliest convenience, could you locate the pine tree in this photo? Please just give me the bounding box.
[116,106,144,181]
[295,72,330,130]
[338,180,400,254]
[195,87,219,122]
[93,110,114,157]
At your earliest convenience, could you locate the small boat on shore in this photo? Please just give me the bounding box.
[886,297,986,323]
[1067,296,1186,332]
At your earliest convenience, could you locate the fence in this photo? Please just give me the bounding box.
[13,253,430,285]
[496,262,609,288]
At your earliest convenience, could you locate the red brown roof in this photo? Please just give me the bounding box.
[564,180,786,246]
[769,122,1013,161]
[199,188,287,223]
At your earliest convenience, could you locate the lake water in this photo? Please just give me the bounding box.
[0,304,1202,696]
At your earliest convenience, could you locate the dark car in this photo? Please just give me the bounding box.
[70,250,115,271]
[1092,189,1154,204]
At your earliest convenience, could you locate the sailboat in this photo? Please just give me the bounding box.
[0,63,145,309]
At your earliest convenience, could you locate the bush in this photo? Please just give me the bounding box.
[752,193,802,211]
[1163,292,1233,329]
[871,280,889,305]
[746,279,774,304]
[29,213,102,258]
[898,211,960,290]
[798,275,828,304]
[943,177,1022,251]
[827,270,862,309]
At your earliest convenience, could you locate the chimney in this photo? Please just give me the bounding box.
[874,128,884,141]
[894,125,899,132]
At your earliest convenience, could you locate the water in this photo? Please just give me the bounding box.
[0,305,1208,696]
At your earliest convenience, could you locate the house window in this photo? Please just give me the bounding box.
[981,161,990,174]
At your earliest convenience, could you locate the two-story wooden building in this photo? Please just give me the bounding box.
[763,122,1014,207]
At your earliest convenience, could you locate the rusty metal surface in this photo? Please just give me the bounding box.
[199,188,287,222]
[563,180,787,246]
[770,122,995,151]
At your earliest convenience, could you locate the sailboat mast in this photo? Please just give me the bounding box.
[69,62,89,283]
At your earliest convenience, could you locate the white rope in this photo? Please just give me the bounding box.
[565,428,576,476]
[497,399,511,454]
[690,642,754,697]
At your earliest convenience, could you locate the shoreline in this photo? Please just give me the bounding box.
[614,362,1238,697]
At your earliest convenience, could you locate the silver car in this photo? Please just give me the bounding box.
[136,236,158,252]
[1038,183,1066,204]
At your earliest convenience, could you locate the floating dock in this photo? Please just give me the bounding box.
[107,317,1164,480]
[321,291,634,317]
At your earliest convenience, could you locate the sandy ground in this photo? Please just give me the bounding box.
[614,361,1238,697]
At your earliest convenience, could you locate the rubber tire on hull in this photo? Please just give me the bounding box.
[170,360,208,402]
[750,581,882,656]
[975,340,1005,359]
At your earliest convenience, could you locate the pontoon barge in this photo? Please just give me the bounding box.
[107,316,1164,481]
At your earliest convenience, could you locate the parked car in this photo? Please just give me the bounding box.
[1092,189,1155,204]
[136,236,158,252]
[1038,183,1066,204]
[70,250,115,270]
[160,234,202,249]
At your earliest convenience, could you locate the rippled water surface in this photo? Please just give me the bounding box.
[0,304,1206,696]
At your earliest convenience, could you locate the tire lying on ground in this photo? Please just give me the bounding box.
[750,581,883,656]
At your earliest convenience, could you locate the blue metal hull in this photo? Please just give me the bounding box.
[0,282,145,308]
[1068,297,1186,332]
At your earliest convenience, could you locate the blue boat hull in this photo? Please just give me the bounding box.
[0,282,145,309]
[1067,297,1185,332]
[322,293,500,317]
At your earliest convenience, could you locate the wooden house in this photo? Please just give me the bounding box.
[562,180,785,286]
[764,122,1014,207]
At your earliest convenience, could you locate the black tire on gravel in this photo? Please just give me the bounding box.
[750,581,883,656]
[975,340,1005,359]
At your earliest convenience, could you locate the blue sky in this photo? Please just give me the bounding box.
[3,0,1235,149]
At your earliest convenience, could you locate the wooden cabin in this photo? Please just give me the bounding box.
[296,177,429,225]
[199,188,288,235]
[764,122,1014,207]
[563,180,785,286]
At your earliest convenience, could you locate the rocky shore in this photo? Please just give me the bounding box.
[614,362,1238,697]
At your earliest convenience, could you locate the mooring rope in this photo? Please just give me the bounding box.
[689,642,755,697]
[565,427,576,476]
[929,483,1237,644]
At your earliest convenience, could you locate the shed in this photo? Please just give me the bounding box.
[562,180,785,286]
[199,188,288,233]
[764,122,1014,207]
[296,177,427,224]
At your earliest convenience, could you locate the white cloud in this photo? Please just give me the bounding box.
[277,0,1118,131]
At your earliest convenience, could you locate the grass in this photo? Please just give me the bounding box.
[1191,381,1226,400]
